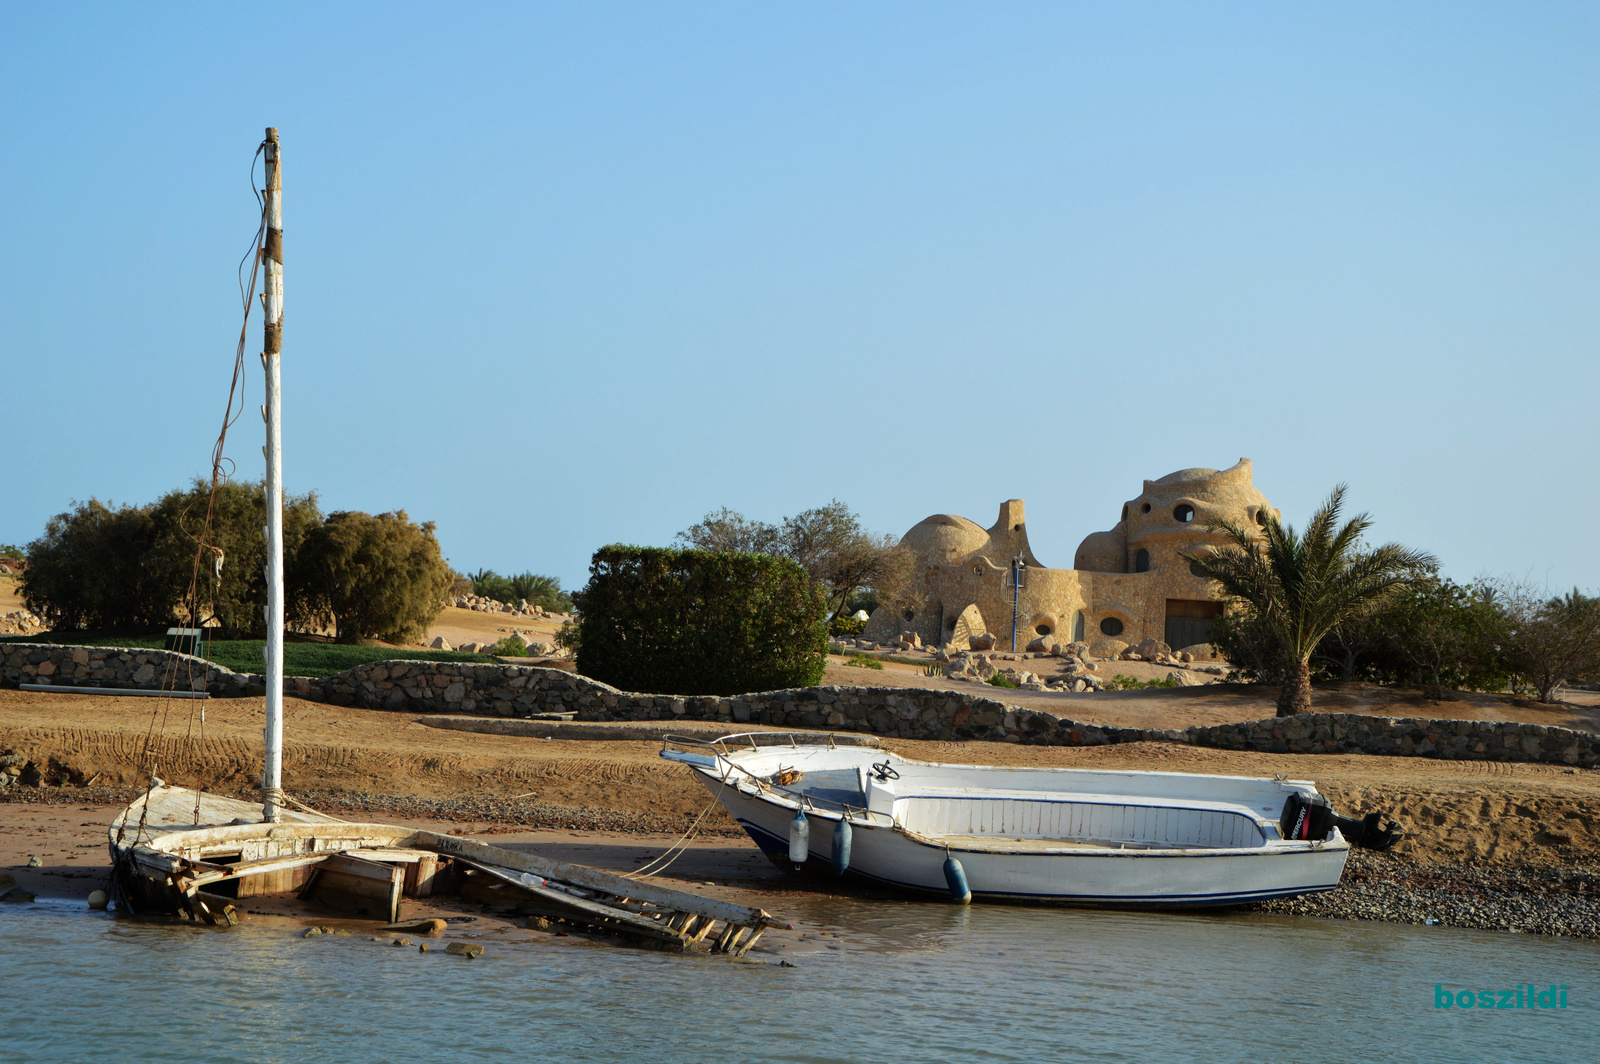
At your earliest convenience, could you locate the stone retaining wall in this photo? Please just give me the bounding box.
[2,644,261,697]
[6,644,1598,768]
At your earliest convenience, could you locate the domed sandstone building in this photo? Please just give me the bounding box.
[864,458,1278,653]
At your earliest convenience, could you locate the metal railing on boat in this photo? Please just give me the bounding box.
[661,732,897,828]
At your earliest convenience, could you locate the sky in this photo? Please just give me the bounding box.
[2,3,1596,594]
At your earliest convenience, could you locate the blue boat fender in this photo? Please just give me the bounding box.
[788,809,810,868]
[943,855,971,905]
[831,818,852,875]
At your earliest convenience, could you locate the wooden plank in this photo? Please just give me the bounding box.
[415,831,775,928]
[455,858,686,945]
[186,851,333,889]
[303,854,404,923]
[403,854,439,898]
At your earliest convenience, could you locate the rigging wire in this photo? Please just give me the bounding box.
[121,138,270,846]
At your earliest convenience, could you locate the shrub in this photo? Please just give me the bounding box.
[829,615,867,638]
[986,672,1017,689]
[843,653,884,670]
[571,545,827,696]
[487,634,532,657]
[151,479,323,638]
[21,500,170,631]
[296,511,454,643]
[1103,673,1177,691]
[0,544,23,561]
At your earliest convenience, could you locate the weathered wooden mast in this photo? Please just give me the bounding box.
[262,127,285,822]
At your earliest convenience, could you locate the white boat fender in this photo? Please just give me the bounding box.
[943,855,971,905]
[831,818,852,875]
[789,808,810,869]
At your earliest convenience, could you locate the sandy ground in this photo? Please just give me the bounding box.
[416,605,565,651]
[0,575,23,611]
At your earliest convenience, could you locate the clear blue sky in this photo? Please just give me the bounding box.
[3,3,1596,593]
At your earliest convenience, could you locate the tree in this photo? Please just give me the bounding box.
[674,507,782,556]
[295,511,453,643]
[676,500,912,620]
[1182,485,1435,716]
[1382,578,1510,700]
[21,499,169,631]
[469,569,573,612]
[1500,585,1600,703]
[149,479,322,638]
[572,545,827,695]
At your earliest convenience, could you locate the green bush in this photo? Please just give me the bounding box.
[572,545,827,696]
[986,672,1018,689]
[843,653,884,670]
[21,500,170,632]
[296,511,454,643]
[1103,673,1178,691]
[487,634,532,657]
[0,543,24,561]
[829,615,867,637]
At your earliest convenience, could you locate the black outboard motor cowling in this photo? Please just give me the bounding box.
[1280,791,1335,842]
[1280,791,1404,851]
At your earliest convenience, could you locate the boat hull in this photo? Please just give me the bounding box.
[674,742,1350,908]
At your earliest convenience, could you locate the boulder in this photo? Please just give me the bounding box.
[1178,642,1220,662]
[1024,636,1055,654]
[1133,637,1172,660]
[899,631,922,650]
[1088,638,1127,660]
[430,636,453,651]
[969,633,997,651]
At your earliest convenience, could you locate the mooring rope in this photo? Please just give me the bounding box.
[621,773,731,880]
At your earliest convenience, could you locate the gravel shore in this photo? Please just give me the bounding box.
[10,783,1598,940]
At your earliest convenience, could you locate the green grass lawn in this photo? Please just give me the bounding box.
[0,633,496,676]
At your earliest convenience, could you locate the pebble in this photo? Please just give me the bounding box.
[1257,851,1600,939]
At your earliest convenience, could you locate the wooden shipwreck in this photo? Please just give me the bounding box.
[110,786,777,954]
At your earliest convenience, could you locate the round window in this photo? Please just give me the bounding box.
[1035,624,1051,636]
[1254,509,1267,527]
[1174,504,1195,523]
[1189,560,1210,579]
[1140,503,1151,514]
[903,608,915,622]
[1100,617,1124,637]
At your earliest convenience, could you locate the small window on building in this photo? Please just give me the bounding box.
[1135,549,1150,573]
[1140,502,1151,514]
[1100,617,1124,637]
[1174,504,1195,523]
[1254,509,1267,527]
[1073,611,1085,642]
[1035,624,1051,636]
[903,608,915,622]
[1189,560,1210,579]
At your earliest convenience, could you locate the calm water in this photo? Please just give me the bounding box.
[3,896,1597,1063]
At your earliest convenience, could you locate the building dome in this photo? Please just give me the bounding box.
[899,514,989,564]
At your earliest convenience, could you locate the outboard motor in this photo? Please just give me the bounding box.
[1280,791,1403,851]
[1280,791,1335,842]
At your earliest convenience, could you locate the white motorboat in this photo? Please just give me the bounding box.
[663,733,1399,907]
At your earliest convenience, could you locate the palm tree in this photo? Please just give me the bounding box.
[1182,485,1434,717]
